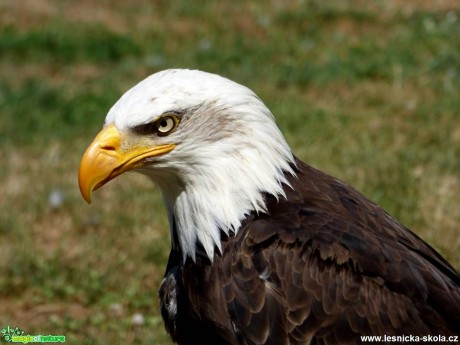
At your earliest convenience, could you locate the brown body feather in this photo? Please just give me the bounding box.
[160,158,460,345]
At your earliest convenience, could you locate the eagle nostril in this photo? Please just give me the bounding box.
[100,143,117,151]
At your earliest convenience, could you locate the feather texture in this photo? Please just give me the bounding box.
[160,159,460,345]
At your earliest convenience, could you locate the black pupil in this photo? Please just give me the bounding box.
[160,119,168,128]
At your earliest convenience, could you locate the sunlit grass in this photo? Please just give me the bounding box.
[1,1,459,344]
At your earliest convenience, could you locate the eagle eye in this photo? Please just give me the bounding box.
[155,115,178,135]
[133,114,180,136]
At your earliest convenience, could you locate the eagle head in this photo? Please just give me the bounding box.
[78,69,294,261]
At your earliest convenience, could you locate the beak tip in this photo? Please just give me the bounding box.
[79,183,93,204]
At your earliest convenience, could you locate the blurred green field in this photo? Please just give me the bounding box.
[0,1,459,344]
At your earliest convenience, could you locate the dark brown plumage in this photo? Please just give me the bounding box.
[160,158,460,345]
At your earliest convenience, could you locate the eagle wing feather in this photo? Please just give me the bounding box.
[222,159,460,344]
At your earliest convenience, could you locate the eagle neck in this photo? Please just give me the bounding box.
[160,150,296,264]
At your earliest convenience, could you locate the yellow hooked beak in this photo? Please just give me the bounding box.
[78,124,175,203]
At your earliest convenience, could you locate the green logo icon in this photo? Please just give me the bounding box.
[1,325,24,342]
[1,325,65,343]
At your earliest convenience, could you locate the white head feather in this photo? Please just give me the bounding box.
[105,69,295,262]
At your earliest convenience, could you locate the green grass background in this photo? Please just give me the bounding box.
[1,1,459,344]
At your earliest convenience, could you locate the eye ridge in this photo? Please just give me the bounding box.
[133,114,179,136]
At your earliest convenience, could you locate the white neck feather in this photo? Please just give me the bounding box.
[151,104,295,262]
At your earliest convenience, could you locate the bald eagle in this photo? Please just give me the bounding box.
[79,69,459,345]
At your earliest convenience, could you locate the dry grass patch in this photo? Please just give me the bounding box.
[417,171,460,267]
